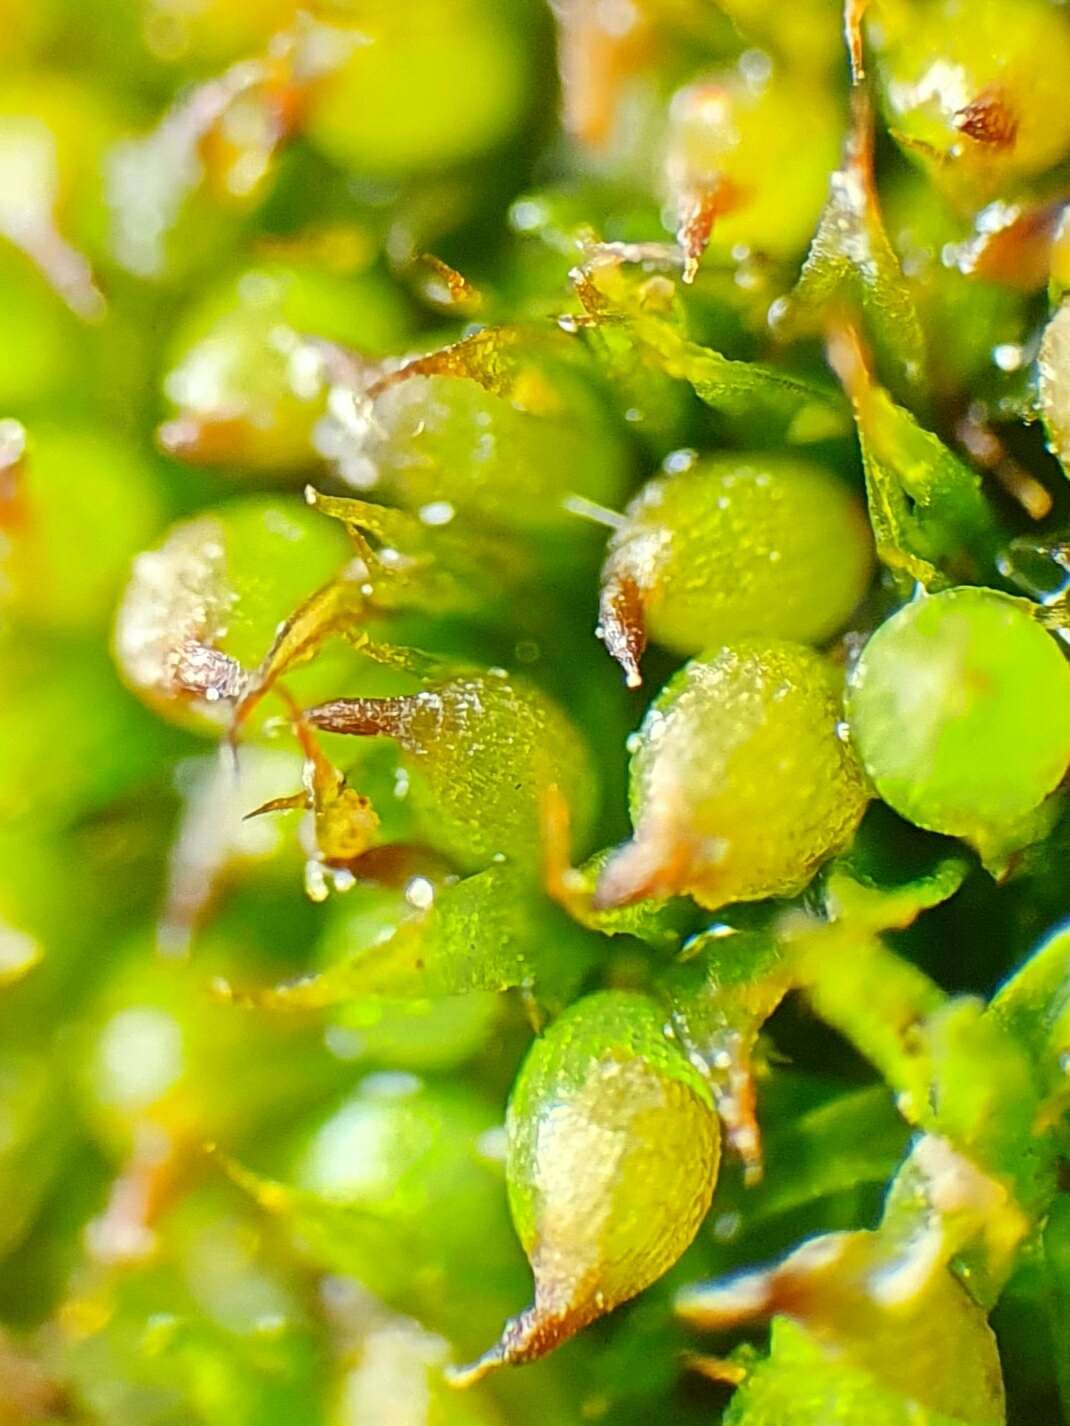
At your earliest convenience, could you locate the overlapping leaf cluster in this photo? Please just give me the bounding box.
[5,2,1070,1424]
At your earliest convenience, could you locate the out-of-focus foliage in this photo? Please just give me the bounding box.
[4,1,1070,1424]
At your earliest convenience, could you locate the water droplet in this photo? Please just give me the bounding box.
[477,1125,508,1161]
[325,1024,365,1061]
[738,47,772,89]
[304,861,329,903]
[509,198,546,233]
[767,295,790,331]
[418,500,455,526]
[405,876,436,911]
[663,448,697,474]
[362,1070,422,1100]
[713,1211,741,1241]
[992,343,1024,372]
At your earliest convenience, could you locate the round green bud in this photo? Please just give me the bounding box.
[846,587,1070,845]
[139,0,299,67]
[287,1074,520,1344]
[112,494,349,730]
[1,424,163,633]
[457,990,718,1379]
[160,263,410,473]
[304,0,529,176]
[665,65,842,265]
[871,0,1070,204]
[316,881,501,1071]
[355,361,629,540]
[599,453,873,685]
[74,940,337,1158]
[596,642,869,911]
[307,667,599,870]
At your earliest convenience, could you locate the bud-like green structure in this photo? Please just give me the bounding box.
[598,642,869,911]
[454,990,719,1381]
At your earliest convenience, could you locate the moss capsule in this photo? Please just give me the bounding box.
[306,666,599,869]
[596,642,869,911]
[337,344,629,544]
[599,453,873,686]
[304,0,530,177]
[1,424,163,633]
[665,66,841,278]
[112,495,350,730]
[455,990,719,1381]
[159,263,409,473]
[871,0,1070,205]
[846,587,1070,848]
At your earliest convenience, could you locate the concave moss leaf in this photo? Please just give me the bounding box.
[571,252,849,443]
[779,826,968,1123]
[791,868,1035,1206]
[719,1309,1003,1426]
[370,321,585,409]
[629,316,848,443]
[987,921,1070,1163]
[660,830,969,1178]
[659,924,790,1181]
[792,926,949,1126]
[233,490,521,732]
[821,807,971,931]
[226,862,597,1011]
[777,87,926,399]
[829,324,998,590]
[914,999,1040,1230]
[681,1165,1008,1422]
[308,487,525,602]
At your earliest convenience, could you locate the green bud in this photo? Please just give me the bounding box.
[846,587,1070,849]
[597,642,869,911]
[599,453,873,686]
[112,495,350,730]
[455,990,719,1380]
